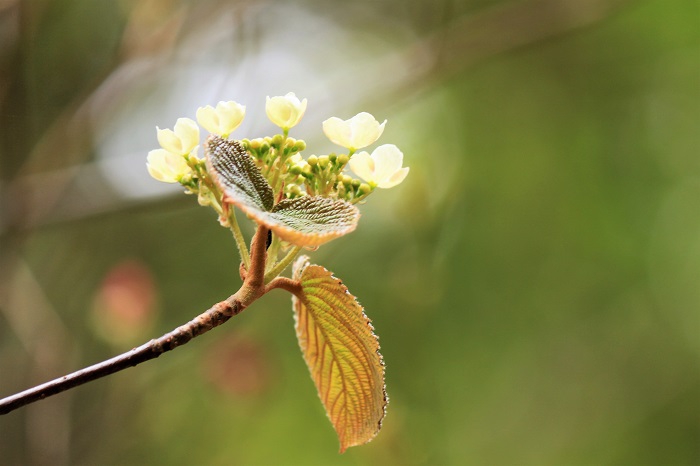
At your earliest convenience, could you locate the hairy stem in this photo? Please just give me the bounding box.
[245,225,269,289]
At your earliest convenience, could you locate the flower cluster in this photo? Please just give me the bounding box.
[147,92,408,205]
[145,94,399,453]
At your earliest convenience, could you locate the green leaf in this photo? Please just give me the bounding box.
[292,256,387,453]
[205,136,360,246]
[205,135,274,213]
[265,196,359,246]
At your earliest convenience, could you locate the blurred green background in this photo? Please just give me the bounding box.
[0,0,698,464]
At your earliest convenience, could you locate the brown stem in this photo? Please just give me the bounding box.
[0,294,244,415]
[0,225,281,416]
[265,276,302,298]
[246,225,269,288]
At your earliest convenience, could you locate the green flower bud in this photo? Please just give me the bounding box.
[240,138,251,149]
[358,183,371,195]
[288,184,302,196]
[307,155,318,166]
[338,154,349,165]
[285,137,296,148]
[351,179,361,188]
[260,142,270,154]
[294,140,306,152]
[329,153,337,163]
[249,138,261,150]
[342,175,353,185]
[289,165,302,175]
[318,155,330,168]
[271,134,284,146]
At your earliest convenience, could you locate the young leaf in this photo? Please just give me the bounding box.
[205,135,360,246]
[265,196,359,246]
[292,256,387,452]
[205,135,275,212]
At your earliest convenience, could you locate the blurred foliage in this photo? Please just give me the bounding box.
[0,0,698,465]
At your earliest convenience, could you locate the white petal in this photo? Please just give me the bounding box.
[378,166,409,189]
[196,106,220,134]
[322,117,351,148]
[266,96,293,128]
[287,98,307,128]
[348,151,375,182]
[349,112,385,149]
[156,127,182,154]
[284,92,301,106]
[217,101,245,134]
[371,144,403,183]
[147,149,188,183]
[297,98,308,119]
[174,118,199,153]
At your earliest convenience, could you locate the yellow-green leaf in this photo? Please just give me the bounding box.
[205,135,359,246]
[292,256,387,452]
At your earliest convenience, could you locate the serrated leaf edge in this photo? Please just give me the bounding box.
[292,256,388,452]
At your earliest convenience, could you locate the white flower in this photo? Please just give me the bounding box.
[196,101,245,137]
[322,112,386,151]
[349,144,409,189]
[156,118,199,155]
[146,149,191,183]
[266,92,307,130]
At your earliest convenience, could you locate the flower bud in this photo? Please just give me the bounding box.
[307,155,318,166]
[338,154,349,165]
[328,153,337,163]
[358,183,371,195]
[198,192,211,206]
[270,135,283,148]
[294,140,306,152]
[318,155,329,168]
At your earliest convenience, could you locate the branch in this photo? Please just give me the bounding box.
[0,224,284,415]
[0,293,245,415]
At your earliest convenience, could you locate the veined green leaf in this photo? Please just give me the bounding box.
[292,256,387,452]
[205,135,274,212]
[265,196,359,246]
[206,136,360,246]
